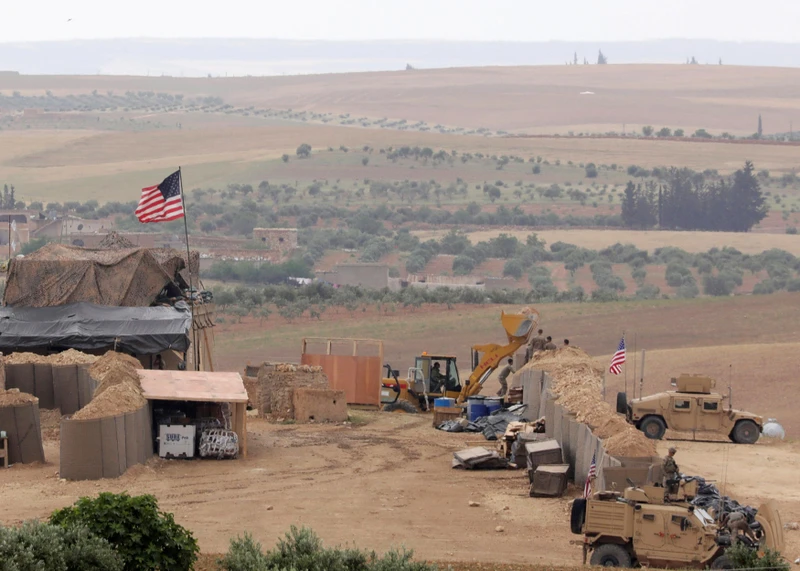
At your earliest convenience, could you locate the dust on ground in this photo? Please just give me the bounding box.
[1,411,798,565]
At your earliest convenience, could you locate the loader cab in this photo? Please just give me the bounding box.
[414,354,461,397]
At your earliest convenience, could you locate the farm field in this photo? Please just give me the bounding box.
[4,65,800,135]
[415,228,800,254]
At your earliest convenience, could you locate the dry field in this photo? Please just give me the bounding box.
[2,65,800,201]
[415,228,800,255]
[2,412,799,567]
[4,65,800,134]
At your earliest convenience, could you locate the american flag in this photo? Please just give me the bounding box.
[584,452,597,498]
[135,170,184,223]
[608,336,626,375]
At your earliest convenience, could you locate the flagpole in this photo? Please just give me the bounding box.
[632,333,637,400]
[177,167,198,372]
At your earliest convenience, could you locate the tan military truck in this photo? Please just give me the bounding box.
[616,374,763,444]
[570,479,784,568]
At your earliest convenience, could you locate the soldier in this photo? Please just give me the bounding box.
[563,339,570,347]
[525,329,546,363]
[662,447,680,485]
[543,336,557,350]
[497,358,514,397]
[721,511,757,543]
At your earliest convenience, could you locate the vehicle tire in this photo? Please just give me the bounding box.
[570,499,587,534]
[711,555,734,569]
[382,400,419,414]
[639,416,667,440]
[731,420,760,444]
[616,392,628,414]
[589,544,632,568]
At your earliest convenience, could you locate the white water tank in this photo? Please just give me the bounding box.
[762,419,785,440]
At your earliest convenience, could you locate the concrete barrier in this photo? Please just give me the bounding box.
[0,400,45,465]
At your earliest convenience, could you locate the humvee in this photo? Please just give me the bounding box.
[570,479,784,568]
[617,374,763,444]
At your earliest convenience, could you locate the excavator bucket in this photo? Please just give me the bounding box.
[501,310,539,342]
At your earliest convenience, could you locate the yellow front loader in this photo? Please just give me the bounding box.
[379,308,539,412]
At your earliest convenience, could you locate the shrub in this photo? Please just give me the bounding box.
[753,279,776,295]
[50,493,199,571]
[665,262,692,287]
[503,259,524,279]
[591,288,620,302]
[584,163,598,178]
[724,540,789,571]
[676,282,700,299]
[0,521,123,571]
[786,226,798,235]
[635,284,660,299]
[631,267,647,284]
[219,527,438,571]
[787,278,800,292]
[452,255,475,275]
[703,275,735,296]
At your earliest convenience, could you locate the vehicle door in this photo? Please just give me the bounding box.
[445,358,461,393]
[661,512,706,564]
[697,396,722,431]
[634,506,667,552]
[413,357,430,393]
[669,396,696,431]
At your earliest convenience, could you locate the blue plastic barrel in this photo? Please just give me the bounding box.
[484,397,503,415]
[434,397,455,408]
[468,403,489,421]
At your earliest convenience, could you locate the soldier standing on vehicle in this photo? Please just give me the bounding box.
[721,511,757,543]
[525,329,546,363]
[497,358,514,397]
[543,336,557,350]
[662,447,680,484]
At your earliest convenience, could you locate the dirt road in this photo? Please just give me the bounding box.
[1,412,798,565]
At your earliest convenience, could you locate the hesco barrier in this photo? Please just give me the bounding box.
[517,368,655,491]
[5,363,95,413]
[53,364,95,415]
[60,404,153,481]
[0,400,46,464]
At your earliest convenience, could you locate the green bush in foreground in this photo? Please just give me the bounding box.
[50,492,198,571]
[724,540,789,571]
[219,527,437,571]
[0,520,123,571]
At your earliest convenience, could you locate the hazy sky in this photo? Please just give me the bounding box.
[5,0,800,43]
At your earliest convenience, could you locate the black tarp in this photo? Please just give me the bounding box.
[0,302,191,354]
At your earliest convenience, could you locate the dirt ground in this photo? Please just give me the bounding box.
[2,412,798,566]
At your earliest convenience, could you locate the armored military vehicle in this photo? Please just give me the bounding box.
[617,374,763,444]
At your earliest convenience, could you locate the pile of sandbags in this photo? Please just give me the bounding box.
[255,362,328,418]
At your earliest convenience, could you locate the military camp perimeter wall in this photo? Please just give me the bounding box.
[0,400,46,464]
[60,404,153,481]
[518,369,659,491]
[5,363,97,414]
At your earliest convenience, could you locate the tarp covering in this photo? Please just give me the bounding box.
[3,243,194,307]
[0,302,191,354]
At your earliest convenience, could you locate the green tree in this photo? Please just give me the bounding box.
[657,127,672,137]
[674,128,685,137]
[757,114,763,138]
[642,125,654,136]
[296,143,312,158]
[282,154,290,163]
[726,160,768,232]
[584,163,598,178]
[597,50,608,64]
[503,259,523,279]
[362,156,369,166]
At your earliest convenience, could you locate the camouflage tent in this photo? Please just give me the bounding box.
[3,243,194,308]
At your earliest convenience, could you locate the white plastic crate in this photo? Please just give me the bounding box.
[158,424,195,458]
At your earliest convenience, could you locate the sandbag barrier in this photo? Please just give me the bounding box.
[0,400,46,465]
[6,363,95,414]
[60,404,153,481]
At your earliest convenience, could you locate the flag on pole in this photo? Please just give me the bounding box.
[584,452,597,498]
[608,336,626,375]
[135,170,184,223]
